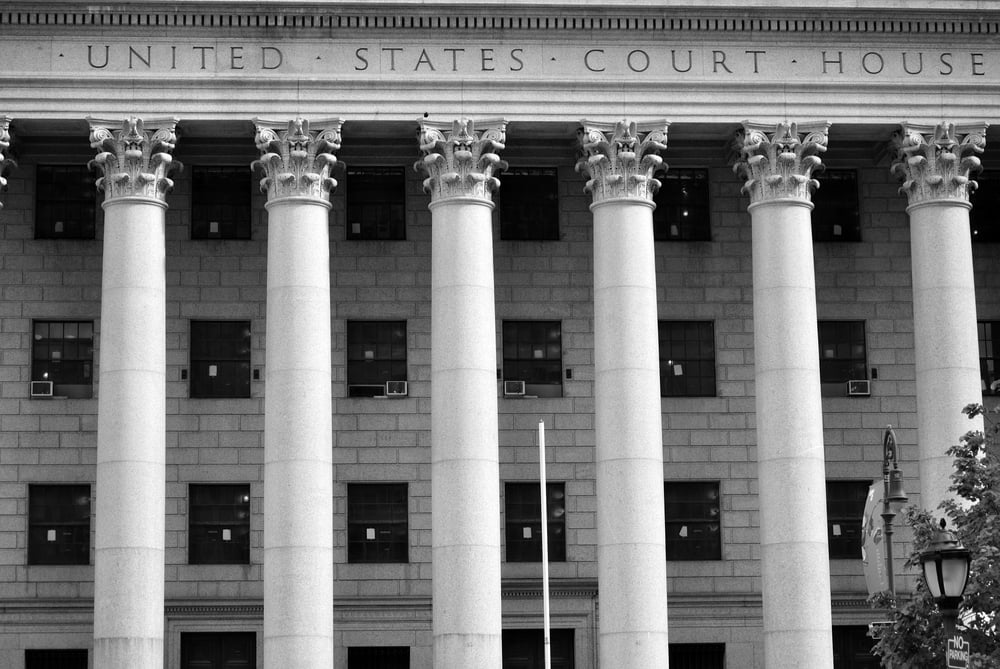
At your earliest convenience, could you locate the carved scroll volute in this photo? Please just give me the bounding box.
[0,117,14,209]
[890,122,987,209]
[415,118,508,204]
[733,121,829,207]
[575,119,669,205]
[87,116,181,203]
[252,117,344,203]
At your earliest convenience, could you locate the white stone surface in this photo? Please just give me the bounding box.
[263,197,334,669]
[749,200,833,669]
[94,197,167,669]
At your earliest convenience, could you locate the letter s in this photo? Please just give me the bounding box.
[355,47,369,71]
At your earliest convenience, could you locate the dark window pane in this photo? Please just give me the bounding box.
[669,643,726,669]
[498,167,559,241]
[347,483,408,563]
[502,629,575,669]
[505,482,566,563]
[827,481,870,560]
[191,166,252,240]
[181,632,255,669]
[659,321,716,397]
[502,321,562,398]
[833,626,879,669]
[25,649,89,669]
[979,321,1000,394]
[346,321,407,397]
[31,320,95,399]
[813,169,861,242]
[188,484,251,564]
[190,321,251,399]
[653,168,710,241]
[35,165,97,239]
[348,646,410,669]
[346,167,406,240]
[970,170,1000,243]
[818,321,867,386]
[28,484,91,565]
[664,482,721,561]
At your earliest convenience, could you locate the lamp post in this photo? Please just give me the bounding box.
[881,426,909,597]
[920,519,972,638]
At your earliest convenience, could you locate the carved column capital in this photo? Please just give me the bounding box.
[575,119,669,206]
[891,121,987,209]
[252,117,343,205]
[733,121,829,207]
[87,116,180,204]
[0,117,14,209]
[415,118,507,205]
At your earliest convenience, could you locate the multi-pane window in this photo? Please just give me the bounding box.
[189,321,251,399]
[502,629,575,669]
[979,320,1000,394]
[504,482,566,563]
[818,321,867,385]
[669,643,726,669]
[502,321,562,398]
[812,169,861,242]
[497,167,560,240]
[664,481,721,561]
[188,484,251,565]
[31,321,94,399]
[653,168,710,241]
[832,626,879,669]
[191,166,252,239]
[826,481,870,559]
[25,650,89,669]
[970,170,1000,243]
[346,321,407,397]
[347,483,408,563]
[658,321,716,397]
[348,647,410,669]
[35,165,97,239]
[28,484,90,565]
[346,166,406,240]
[181,632,255,669]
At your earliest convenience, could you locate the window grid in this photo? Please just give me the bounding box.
[347,483,409,563]
[28,484,90,565]
[35,165,97,239]
[191,166,252,239]
[31,321,94,399]
[659,321,716,397]
[346,321,407,397]
[653,168,711,241]
[812,169,861,242]
[189,321,251,399]
[979,320,1000,394]
[347,646,410,669]
[818,320,867,384]
[504,482,566,563]
[346,166,406,240]
[664,481,721,561]
[970,169,1000,243]
[180,632,255,669]
[502,320,562,398]
[826,481,870,560]
[25,649,89,669]
[188,484,251,565]
[497,167,560,240]
[669,643,726,669]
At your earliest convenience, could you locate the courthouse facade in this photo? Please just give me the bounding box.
[2,1,1000,668]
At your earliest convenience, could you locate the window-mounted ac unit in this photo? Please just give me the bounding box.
[847,379,871,397]
[385,380,408,397]
[30,381,54,398]
[503,380,526,397]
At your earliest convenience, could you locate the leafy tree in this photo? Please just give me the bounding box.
[872,404,1000,668]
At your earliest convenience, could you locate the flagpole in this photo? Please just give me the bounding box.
[539,419,552,669]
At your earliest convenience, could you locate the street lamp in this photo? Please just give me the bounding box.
[919,518,972,640]
[881,425,909,597]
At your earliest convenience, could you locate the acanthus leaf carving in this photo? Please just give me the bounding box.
[252,117,343,203]
[575,119,669,205]
[732,120,829,207]
[414,118,508,204]
[87,116,180,203]
[890,121,987,208]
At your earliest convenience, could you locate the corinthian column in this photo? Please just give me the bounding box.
[415,118,506,669]
[891,122,987,512]
[89,116,179,669]
[576,119,670,669]
[253,117,341,669]
[0,117,13,209]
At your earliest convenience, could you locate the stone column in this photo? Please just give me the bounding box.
[0,116,13,209]
[733,121,834,669]
[891,122,986,512]
[88,116,179,669]
[576,120,670,668]
[253,118,342,669]
[415,118,506,669]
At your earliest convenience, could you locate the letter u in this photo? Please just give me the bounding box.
[88,45,110,69]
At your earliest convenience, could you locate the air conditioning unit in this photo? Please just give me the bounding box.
[503,380,526,397]
[847,379,871,397]
[385,380,408,397]
[30,380,54,398]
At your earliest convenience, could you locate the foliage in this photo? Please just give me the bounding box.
[872,404,1000,669]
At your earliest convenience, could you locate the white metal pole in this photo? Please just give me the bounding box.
[539,420,552,669]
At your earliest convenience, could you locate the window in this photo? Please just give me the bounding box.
[812,169,861,242]
[826,481,870,559]
[664,482,721,561]
[348,647,410,669]
[502,321,562,398]
[818,321,867,390]
[28,484,90,565]
[979,320,1000,394]
[497,167,559,240]
[25,649,88,669]
[346,166,405,240]
[346,321,407,397]
[502,629,575,669]
[347,483,408,563]
[188,484,251,565]
[181,632,255,669]
[191,166,252,239]
[504,482,566,563]
[653,168,710,241]
[669,643,726,669]
[31,321,94,399]
[970,170,1000,243]
[832,626,879,669]
[189,321,251,399]
[659,321,716,397]
[35,165,97,239]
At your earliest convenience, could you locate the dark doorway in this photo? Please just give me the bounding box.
[25,649,88,669]
[833,626,879,669]
[502,628,574,669]
[181,632,256,669]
